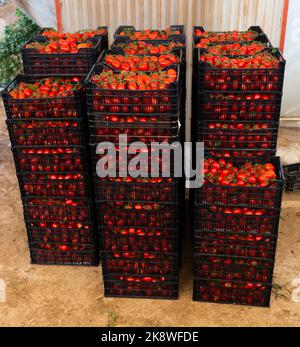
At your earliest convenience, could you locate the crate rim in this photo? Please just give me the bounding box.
[193,203,281,214]
[196,47,286,70]
[21,35,103,55]
[114,24,185,38]
[193,34,272,51]
[85,62,181,90]
[194,253,275,263]
[35,26,108,38]
[98,47,183,64]
[1,74,85,101]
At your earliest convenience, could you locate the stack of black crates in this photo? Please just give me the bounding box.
[86,25,186,298]
[1,27,108,265]
[283,164,300,191]
[192,26,285,306]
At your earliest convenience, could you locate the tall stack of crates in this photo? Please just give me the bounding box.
[192,26,286,306]
[1,27,108,265]
[86,25,186,298]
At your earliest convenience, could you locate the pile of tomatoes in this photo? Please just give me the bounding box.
[118,27,182,40]
[203,158,277,187]
[115,41,184,55]
[194,29,259,42]
[40,28,107,40]
[200,52,279,69]
[25,40,94,54]
[9,77,81,99]
[196,41,267,54]
[26,28,107,54]
[104,53,179,71]
[91,68,177,90]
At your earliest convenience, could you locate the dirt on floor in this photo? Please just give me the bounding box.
[0,106,300,327]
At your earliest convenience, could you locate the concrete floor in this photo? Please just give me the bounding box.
[0,108,300,327]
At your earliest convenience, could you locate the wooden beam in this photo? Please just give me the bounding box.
[55,0,63,32]
[280,0,289,51]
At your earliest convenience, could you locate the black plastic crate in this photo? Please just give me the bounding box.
[193,91,282,122]
[114,25,185,39]
[193,34,272,53]
[100,226,179,253]
[18,172,92,198]
[205,148,276,160]
[22,197,94,223]
[283,163,300,192]
[192,31,271,66]
[87,111,179,125]
[103,273,178,299]
[101,251,179,276]
[90,141,180,177]
[195,48,285,92]
[29,243,99,266]
[95,177,180,203]
[111,35,186,62]
[193,278,271,307]
[194,234,277,259]
[7,118,88,147]
[1,75,85,120]
[89,118,180,144]
[193,26,266,43]
[196,119,279,151]
[97,202,179,229]
[98,48,183,70]
[35,26,108,49]
[194,254,274,283]
[21,35,104,76]
[98,48,186,92]
[197,156,284,209]
[12,146,89,173]
[26,222,96,245]
[85,63,181,114]
[194,205,280,236]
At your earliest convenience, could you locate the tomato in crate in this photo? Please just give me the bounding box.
[103,273,178,299]
[100,226,178,253]
[1,76,84,120]
[193,278,271,307]
[85,63,180,114]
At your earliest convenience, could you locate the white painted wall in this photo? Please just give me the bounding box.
[281,0,300,119]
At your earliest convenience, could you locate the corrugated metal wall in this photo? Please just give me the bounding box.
[60,0,285,138]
